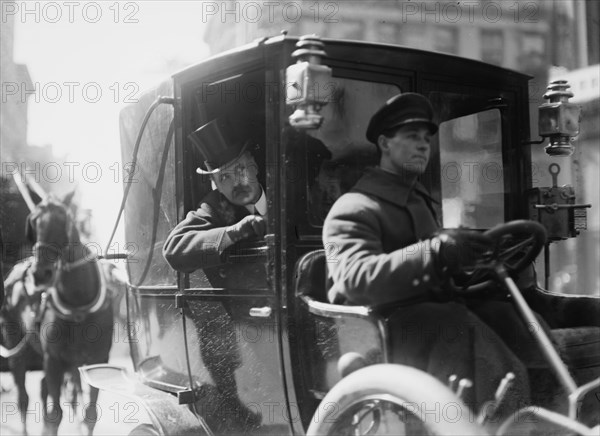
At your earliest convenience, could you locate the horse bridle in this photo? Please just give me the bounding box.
[32,241,99,274]
[30,203,94,272]
[28,203,108,321]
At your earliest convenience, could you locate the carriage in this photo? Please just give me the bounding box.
[80,34,600,435]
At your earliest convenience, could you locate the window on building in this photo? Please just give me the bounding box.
[481,29,504,65]
[328,21,364,40]
[377,22,399,44]
[399,23,427,50]
[519,32,546,73]
[434,26,458,55]
[521,32,545,56]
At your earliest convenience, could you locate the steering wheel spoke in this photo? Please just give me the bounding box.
[449,220,547,294]
[487,220,547,273]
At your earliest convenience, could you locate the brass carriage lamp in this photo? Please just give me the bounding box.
[286,35,332,129]
[538,80,582,157]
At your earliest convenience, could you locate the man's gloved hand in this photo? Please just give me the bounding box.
[226,215,266,243]
[431,229,494,278]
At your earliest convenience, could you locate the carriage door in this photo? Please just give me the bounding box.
[176,66,292,435]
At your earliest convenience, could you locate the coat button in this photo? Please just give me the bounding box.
[412,278,420,287]
[218,268,227,278]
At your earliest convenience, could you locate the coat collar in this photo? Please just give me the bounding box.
[352,167,437,207]
[244,186,267,216]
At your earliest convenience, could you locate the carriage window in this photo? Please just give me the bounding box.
[128,291,191,391]
[438,108,504,228]
[303,78,400,225]
[121,79,176,287]
[185,69,269,291]
[187,69,267,206]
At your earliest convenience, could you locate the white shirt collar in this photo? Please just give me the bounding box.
[245,187,267,216]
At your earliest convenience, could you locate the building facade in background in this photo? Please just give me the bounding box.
[205,1,550,72]
[1,14,91,273]
[1,13,35,272]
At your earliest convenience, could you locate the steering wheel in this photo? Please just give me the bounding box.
[449,220,547,292]
[485,220,547,273]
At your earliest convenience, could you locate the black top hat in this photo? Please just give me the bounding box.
[366,93,438,144]
[189,119,251,174]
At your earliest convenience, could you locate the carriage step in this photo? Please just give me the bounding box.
[80,364,192,404]
[79,364,207,436]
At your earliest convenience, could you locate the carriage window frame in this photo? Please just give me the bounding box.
[438,108,505,229]
[119,79,177,288]
[179,64,274,293]
[183,68,268,209]
[287,73,405,240]
[127,288,193,394]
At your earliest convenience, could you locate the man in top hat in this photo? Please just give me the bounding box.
[163,118,267,273]
[322,93,551,421]
[162,118,264,432]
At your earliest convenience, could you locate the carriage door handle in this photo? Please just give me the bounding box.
[249,306,272,318]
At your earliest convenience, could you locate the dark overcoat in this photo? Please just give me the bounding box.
[323,167,441,305]
[162,190,267,290]
[163,190,251,273]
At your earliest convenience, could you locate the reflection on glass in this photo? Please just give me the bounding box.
[184,299,289,435]
[129,292,190,388]
[304,78,400,224]
[301,313,385,395]
[439,109,504,228]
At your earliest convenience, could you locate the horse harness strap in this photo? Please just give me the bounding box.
[61,252,98,273]
[48,259,109,322]
[0,262,46,359]
[0,331,33,358]
[25,200,109,321]
[22,262,50,327]
[32,242,97,273]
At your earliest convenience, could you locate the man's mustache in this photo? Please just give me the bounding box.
[233,185,250,196]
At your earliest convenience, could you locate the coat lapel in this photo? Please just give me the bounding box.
[353,168,438,207]
[211,192,251,226]
[353,167,440,238]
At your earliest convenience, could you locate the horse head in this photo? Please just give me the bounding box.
[26,193,77,288]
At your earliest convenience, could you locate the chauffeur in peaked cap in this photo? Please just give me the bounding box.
[366,92,438,144]
[323,92,536,421]
[163,118,267,273]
